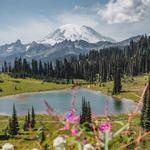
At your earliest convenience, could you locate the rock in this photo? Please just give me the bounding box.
[53,136,66,150]
[2,143,14,150]
[83,144,95,150]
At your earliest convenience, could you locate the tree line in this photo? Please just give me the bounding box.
[2,105,36,138]
[2,35,150,83]
[141,77,150,131]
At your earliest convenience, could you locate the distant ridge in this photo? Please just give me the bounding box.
[0,24,143,64]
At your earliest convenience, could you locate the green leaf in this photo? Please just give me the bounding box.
[71,139,82,150]
[113,123,129,137]
[114,121,124,126]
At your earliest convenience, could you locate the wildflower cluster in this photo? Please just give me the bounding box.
[39,82,150,150]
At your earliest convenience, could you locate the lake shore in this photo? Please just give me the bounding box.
[0,88,72,99]
[0,83,138,105]
[82,74,147,103]
[0,73,147,103]
[0,85,136,107]
[0,73,72,98]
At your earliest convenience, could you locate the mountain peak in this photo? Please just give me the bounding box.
[14,39,22,45]
[38,24,116,45]
[59,24,79,29]
[6,39,22,46]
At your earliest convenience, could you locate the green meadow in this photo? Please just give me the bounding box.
[0,114,150,150]
[0,73,149,149]
[0,73,148,103]
[83,75,148,102]
[0,73,72,97]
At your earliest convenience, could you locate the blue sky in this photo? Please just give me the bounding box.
[0,0,150,44]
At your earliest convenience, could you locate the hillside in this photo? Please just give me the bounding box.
[0,74,72,97]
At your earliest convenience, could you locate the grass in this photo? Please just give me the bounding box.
[0,73,72,97]
[0,114,150,150]
[0,115,63,150]
[82,75,149,102]
[0,74,149,149]
[0,73,148,103]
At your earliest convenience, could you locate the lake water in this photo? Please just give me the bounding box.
[0,88,136,115]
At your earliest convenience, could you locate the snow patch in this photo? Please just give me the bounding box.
[6,46,14,52]
[38,24,115,45]
[26,45,30,51]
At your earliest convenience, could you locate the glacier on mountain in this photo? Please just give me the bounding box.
[38,24,115,45]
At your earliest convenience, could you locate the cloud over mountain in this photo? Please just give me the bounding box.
[99,0,150,24]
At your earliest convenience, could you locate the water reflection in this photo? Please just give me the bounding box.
[0,88,136,115]
[113,100,123,111]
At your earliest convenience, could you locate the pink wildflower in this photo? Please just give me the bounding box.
[99,122,112,133]
[66,111,74,121]
[60,122,70,131]
[71,128,79,136]
[66,111,80,124]
[92,112,96,120]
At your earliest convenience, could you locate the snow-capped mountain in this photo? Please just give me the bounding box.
[0,40,27,57]
[38,24,116,45]
[117,35,142,46]
[0,24,143,65]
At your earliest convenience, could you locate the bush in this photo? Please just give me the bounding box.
[0,80,4,83]
[0,134,9,140]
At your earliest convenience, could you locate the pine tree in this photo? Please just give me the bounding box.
[141,77,150,131]
[80,97,92,130]
[80,97,86,124]
[39,60,43,76]
[31,106,36,128]
[8,118,12,135]
[7,35,150,81]
[8,63,12,73]
[41,130,46,144]
[112,65,122,95]
[27,109,31,128]
[4,61,8,72]
[37,128,46,144]
[49,62,54,77]
[87,101,92,123]
[23,115,28,131]
[9,104,19,136]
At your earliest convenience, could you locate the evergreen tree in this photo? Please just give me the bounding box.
[4,61,8,72]
[8,118,12,135]
[6,35,150,82]
[80,97,86,124]
[9,104,19,136]
[8,63,12,73]
[32,59,38,77]
[41,130,46,144]
[31,106,36,128]
[27,109,31,128]
[23,115,28,131]
[112,65,122,94]
[141,77,150,131]
[87,101,92,124]
[37,128,46,144]
[80,97,92,130]
[39,60,43,76]
[49,62,54,77]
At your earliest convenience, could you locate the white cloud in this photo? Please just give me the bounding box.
[0,1,150,45]
[58,13,98,28]
[0,17,55,44]
[0,13,99,44]
[98,0,150,24]
[73,3,103,14]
